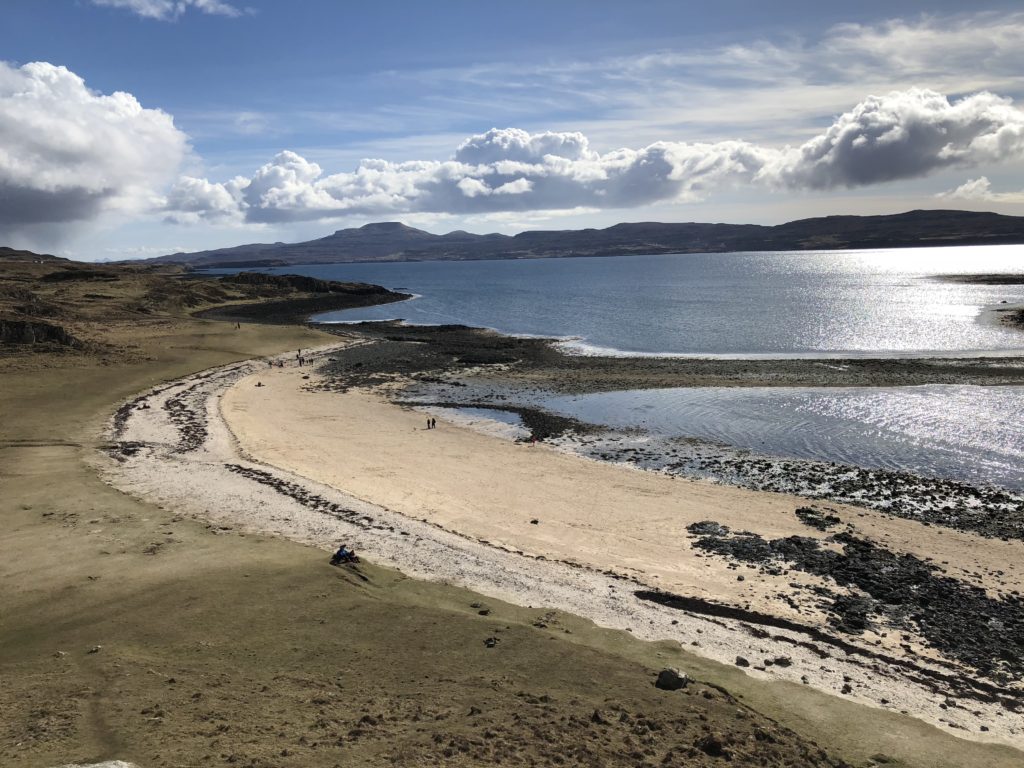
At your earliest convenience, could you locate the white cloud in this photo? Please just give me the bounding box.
[454,128,594,164]
[0,61,189,240]
[938,176,1024,204]
[163,175,247,224]
[777,89,1024,189]
[164,88,1024,225]
[91,0,244,21]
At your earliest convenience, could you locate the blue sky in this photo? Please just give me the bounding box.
[3,1,1024,259]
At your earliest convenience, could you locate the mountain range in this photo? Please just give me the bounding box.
[153,210,1024,268]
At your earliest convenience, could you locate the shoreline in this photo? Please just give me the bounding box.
[8,262,1022,766]
[311,305,1024,362]
[410,395,1024,539]
[309,321,1024,539]
[313,320,1024,392]
[100,346,1024,752]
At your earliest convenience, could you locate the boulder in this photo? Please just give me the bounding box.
[654,668,689,691]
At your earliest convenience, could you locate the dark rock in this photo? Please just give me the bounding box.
[687,526,1024,681]
[687,520,730,536]
[795,506,842,531]
[654,668,689,691]
[0,319,81,347]
[735,656,750,668]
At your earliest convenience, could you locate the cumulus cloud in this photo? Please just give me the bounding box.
[90,0,244,20]
[164,88,1024,225]
[938,176,1024,204]
[778,90,1024,189]
[162,175,247,224]
[0,61,188,240]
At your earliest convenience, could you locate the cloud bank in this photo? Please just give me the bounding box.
[91,0,244,21]
[0,61,188,240]
[165,88,1024,224]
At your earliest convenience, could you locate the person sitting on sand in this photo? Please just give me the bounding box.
[330,544,357,565]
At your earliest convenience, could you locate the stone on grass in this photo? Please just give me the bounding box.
[655,668,689,691]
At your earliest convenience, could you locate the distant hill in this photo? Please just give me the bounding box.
[0,246,67,263]
[152,210,1024,268]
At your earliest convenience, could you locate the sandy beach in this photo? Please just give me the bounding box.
[223,366,1024,626]
[94,339,1024,761]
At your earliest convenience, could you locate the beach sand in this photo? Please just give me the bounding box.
[223,365,1023,633]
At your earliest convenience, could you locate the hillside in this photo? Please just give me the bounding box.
[0,246,67,263]
[154,210,1024,267]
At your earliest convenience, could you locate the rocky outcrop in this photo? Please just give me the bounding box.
[221,271,397,295]
[0,318,81,347]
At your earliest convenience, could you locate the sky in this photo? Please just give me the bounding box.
[3,1,1024,260]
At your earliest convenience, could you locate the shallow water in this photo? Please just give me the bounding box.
[536,385,1024,490]
[214,245,1024,356]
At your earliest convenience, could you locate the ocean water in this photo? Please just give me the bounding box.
[236,244,1024,357]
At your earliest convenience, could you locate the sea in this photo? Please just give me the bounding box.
[206,245,1024,490]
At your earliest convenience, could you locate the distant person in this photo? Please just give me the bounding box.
[431,417,437,429]
[426,417,431,430]
[330,544,357,565]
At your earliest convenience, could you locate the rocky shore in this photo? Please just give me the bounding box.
[314,321,1024,391]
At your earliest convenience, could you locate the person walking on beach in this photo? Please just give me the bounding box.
[430,417,436,429]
